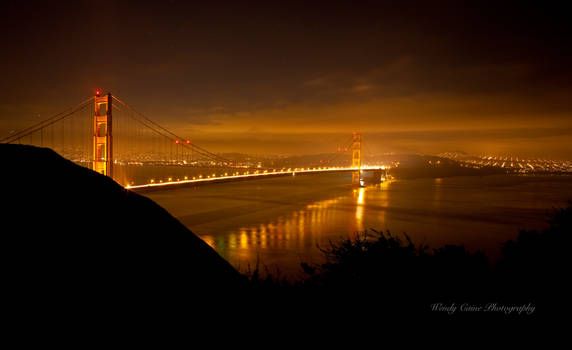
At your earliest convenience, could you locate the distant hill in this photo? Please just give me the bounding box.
[387,154,505,179]
[1,144,245,323]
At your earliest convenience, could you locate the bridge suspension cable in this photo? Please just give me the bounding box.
[1,97,94,144]
[321,135,354,165]
[111,96,234,166]
[2,92,372,188]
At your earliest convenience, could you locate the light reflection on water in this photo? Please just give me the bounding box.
[354,187,365,231]
[191,179,399,276]
[199,190,353,272]
[146,173,572,278]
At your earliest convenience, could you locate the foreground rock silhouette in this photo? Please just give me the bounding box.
[2,144,246,322]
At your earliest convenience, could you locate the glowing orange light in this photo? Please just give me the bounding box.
[175,140,180,144]
[186,140,190,144]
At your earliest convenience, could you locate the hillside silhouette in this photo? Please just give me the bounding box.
[1,144,245,325]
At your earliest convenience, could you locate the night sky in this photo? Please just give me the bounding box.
[1,1,571,158]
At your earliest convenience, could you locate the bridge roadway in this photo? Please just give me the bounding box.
[127,166,386,193]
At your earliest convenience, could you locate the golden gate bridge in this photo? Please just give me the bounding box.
[1,91,386,190]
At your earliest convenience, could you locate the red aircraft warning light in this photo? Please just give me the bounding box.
[186,140,191,144]
[95,89,101,97]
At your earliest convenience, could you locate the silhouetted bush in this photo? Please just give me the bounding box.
[245,201,572,316]
[495,201,572,310]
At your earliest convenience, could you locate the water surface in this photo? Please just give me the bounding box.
[145,173,572,278]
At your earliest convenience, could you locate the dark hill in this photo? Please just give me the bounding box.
[1,144,245,323]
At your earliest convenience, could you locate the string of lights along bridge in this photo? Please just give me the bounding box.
[1,91,387,190]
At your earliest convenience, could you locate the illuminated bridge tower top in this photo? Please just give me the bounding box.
[93,91,113,178]
[351,132,362,186]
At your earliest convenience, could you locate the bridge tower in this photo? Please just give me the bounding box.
[93,91,113,178]
[351,132,362,186]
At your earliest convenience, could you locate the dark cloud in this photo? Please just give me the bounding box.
[0,0,570,158]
